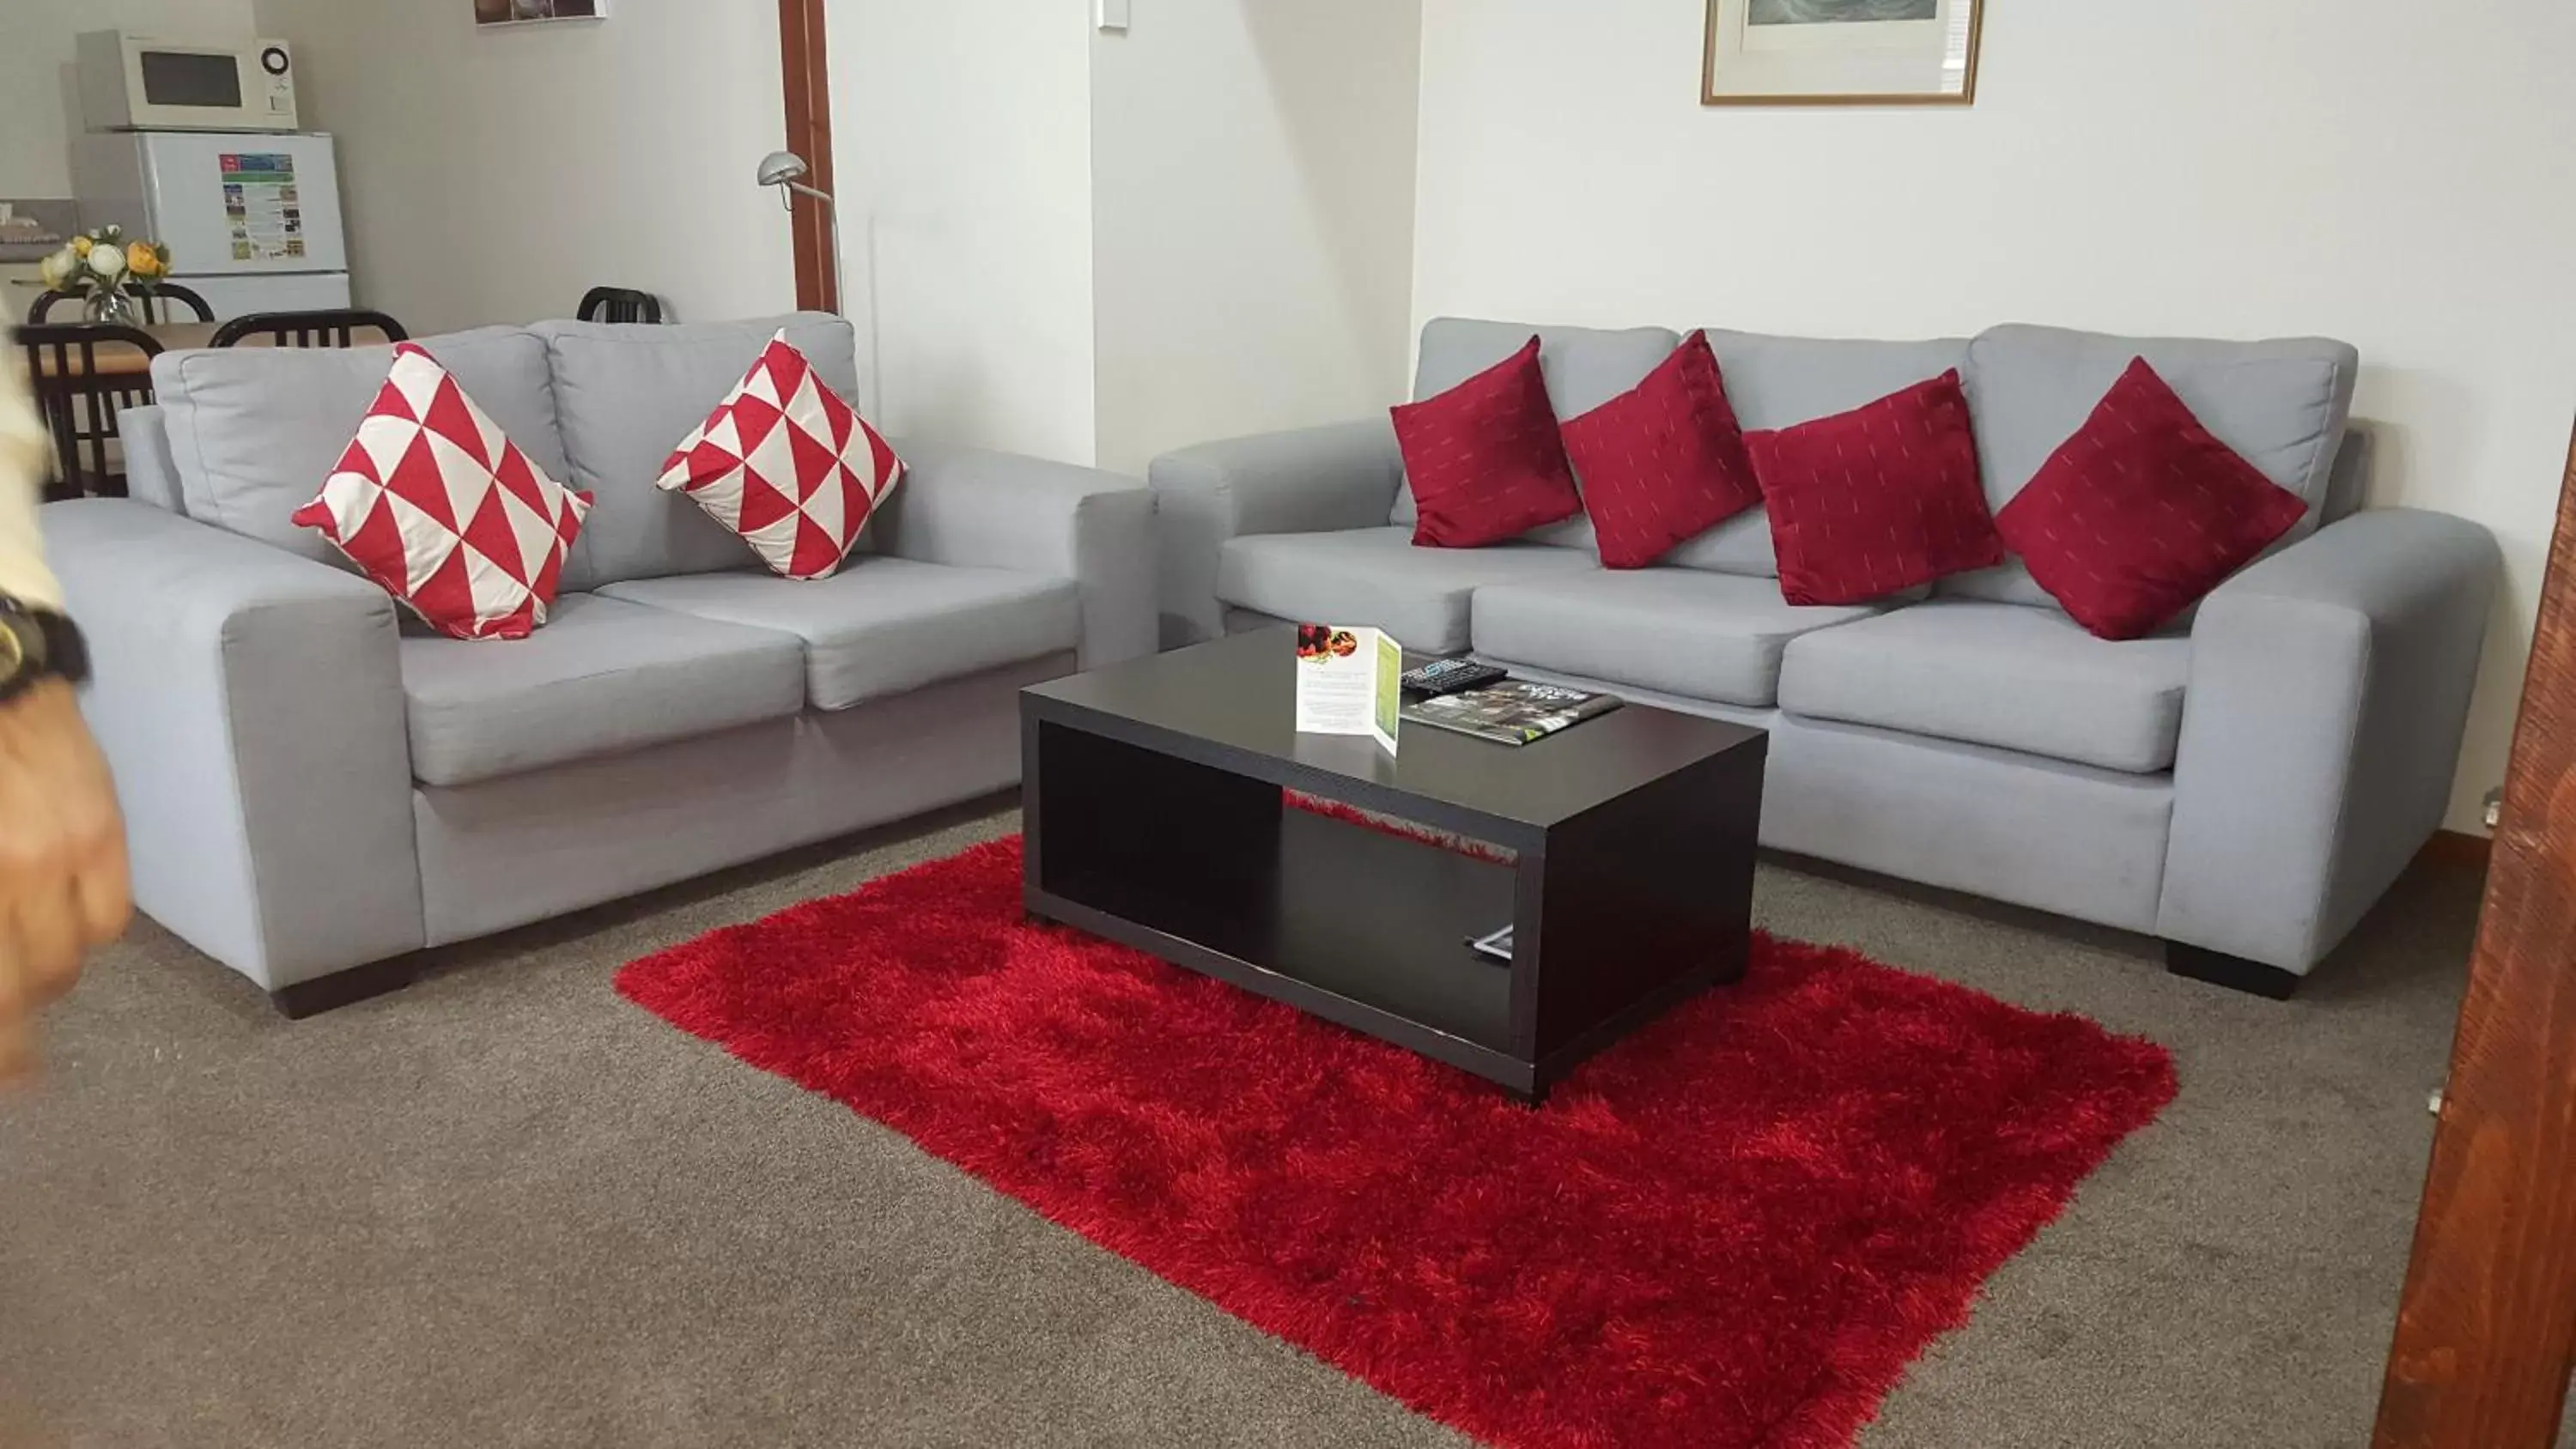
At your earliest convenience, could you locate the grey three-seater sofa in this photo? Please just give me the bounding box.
[1151,318,2501,995]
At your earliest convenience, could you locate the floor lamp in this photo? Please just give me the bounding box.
[756,150,881,418]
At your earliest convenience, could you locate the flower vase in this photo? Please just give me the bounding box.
[83,288,139,327]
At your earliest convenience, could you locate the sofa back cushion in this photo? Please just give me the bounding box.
[533,312,861,590]
[1943,324,2357,607]
[152,326,564,568]
[1393,318,1680,548]
[1662,331,1971,578]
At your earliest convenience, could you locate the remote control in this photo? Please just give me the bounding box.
[1400,658,1508,696]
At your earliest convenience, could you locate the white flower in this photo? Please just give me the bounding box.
[88,245,126,280]
[38,246,78,290]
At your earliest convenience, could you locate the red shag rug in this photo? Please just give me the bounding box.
[617,835,2173,1448]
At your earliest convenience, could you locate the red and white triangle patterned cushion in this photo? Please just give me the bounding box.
[291,343,592,641]
[656,330,903,579]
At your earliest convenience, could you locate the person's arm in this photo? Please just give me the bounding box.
[0,365,130,1082]
[0,363,63,608]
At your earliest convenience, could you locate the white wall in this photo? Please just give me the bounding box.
[247,0,796,332]
[824,0,1098,465]
[1088,0,1422,476]
[1414,0,2576,834]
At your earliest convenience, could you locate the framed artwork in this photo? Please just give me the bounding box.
[1702,0,1984,106]
[474,0,604,25]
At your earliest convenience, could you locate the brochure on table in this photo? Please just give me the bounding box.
[1293,624,1400,755]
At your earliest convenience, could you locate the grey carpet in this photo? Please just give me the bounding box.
[0,796,2480,1448]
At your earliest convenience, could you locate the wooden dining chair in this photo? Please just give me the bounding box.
[15,323,164,501]
[210,309,410,349]
[576,286,665,324]
[134,284,216,324]
[27,284,216,325]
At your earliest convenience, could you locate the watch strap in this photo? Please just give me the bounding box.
[37,608,88,688]
[0,600,88,694]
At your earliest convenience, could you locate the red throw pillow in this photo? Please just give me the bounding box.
[1999,357,2309,640]
[658,330,904,579]
[292,343,592,641]
[1751,370,2002,606]
[1389,336,1582,549]
[1558,330,1763,569]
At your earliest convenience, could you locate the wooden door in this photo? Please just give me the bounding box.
[2375,419,2576,1446]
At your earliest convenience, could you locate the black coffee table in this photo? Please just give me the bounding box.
[1019,629,1767,1102]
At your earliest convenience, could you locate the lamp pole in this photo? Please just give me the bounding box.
[756,149,878,418]
[756,150,841,315]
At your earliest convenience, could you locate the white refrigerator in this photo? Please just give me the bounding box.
[72,130,351,320]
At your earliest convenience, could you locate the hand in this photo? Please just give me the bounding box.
[0,680,130,1082]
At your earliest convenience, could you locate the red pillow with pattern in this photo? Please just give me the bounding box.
[1558,330,1762,568]
[1389,336,1583,549]
[658,330,904,579]
[291,343,592,641]
[1999,357,2309,640]
[1750,370,2003,606]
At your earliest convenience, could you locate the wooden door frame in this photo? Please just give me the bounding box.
[2373,420,2576,1447]
[777,0,836,313]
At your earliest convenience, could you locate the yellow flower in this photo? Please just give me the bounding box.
[127,242,162,278]
[70,235,93,258]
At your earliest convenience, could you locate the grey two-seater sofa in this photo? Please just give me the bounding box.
[1152,318,2502,994]
[44,312,1155,1013]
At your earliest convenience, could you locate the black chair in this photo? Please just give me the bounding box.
[576,286,665,324]
[27,282,216,325]
[210,309,410,349]
[14,323,164,501]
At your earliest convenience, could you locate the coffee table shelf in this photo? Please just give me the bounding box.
[1042,795,1520,1061]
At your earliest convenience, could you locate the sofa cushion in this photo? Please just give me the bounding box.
[1558,330,1763,569]
[398,592,806,788]
[1472,568,1879,708]
[295,343,593,642]
[532,312,862,591]
[2000,357,2310,640]
[1946,323,2359,608]
[598,556,1079,711]
[1665,330,1974,579]
[1394,318,1681,548]
[152,326,567,569]
[656,329,904,579]
[1751,370,2002,606]
[1391,336,1583,549]
[1777,600,2193,774]
[1217,525,1597,655]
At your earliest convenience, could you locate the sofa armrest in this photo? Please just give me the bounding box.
[1147,418,1405,645]
[2159,508,2501,973]
[117,403,185,515]
[42,500,423,992]
[872,440,1157,670]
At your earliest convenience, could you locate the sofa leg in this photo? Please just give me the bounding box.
[269,958,419,1020]
[2165,941,2300,1000]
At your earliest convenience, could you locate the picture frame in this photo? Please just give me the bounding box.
[1702,0,1984,107]
[474,0,605,26]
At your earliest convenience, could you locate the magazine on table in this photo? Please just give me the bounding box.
[1400,681,1621,746]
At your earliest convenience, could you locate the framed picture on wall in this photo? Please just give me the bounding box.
[475,0,605,25]
[1702,0,1984,106]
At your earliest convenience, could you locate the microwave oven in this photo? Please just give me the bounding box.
[76,32,300,133]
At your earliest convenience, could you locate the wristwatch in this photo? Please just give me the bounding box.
[0,597,90,704]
